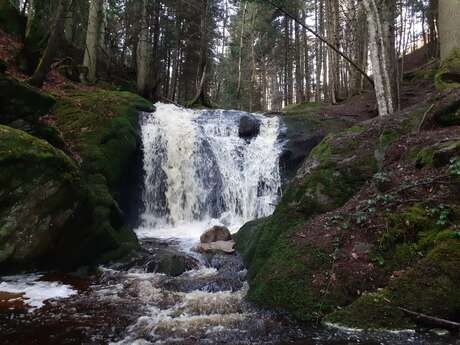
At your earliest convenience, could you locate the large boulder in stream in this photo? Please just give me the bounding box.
[198,226,235,255]
[238,115,260,139]
[200,225,232,243]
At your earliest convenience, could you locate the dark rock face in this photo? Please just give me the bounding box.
[200,226,232,243]
[0,74,55,126]
[0,125,81,270]
[238,115,260,139]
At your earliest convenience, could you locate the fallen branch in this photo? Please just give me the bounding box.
[399,307,460,331]
[417,104,435,133]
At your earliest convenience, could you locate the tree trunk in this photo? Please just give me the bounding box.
[190,0,211,107]
[236,1,247,104]
[295,8,304,103]
[439,0,460,61]
[136,0,152,98]
[363,0,397,116]
[82,0,104,82]
[27,0,69,87]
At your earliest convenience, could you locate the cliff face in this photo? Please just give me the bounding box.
[0,72,152,273]
[236,79,460,330]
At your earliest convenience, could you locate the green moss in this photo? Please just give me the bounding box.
[49,90,151,265]
[379,128,400,150]
[0,74,56,124]
[282,102,322,116]
[435,49,460,91]
[0,125,81,268]
[326,238,460,330]
[325,292,415,330]
[0,0,26,36]
[53,90,152,187]
[248,237,334,322]
[415,140,460,168]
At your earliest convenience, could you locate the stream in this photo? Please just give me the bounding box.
[0,104,458,345]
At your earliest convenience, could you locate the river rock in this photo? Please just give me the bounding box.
[200,225,232,243]
[238,115,260,139]
[197,241,236,255]
[146,252,200,277]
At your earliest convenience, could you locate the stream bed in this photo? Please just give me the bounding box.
[1,237,458,345]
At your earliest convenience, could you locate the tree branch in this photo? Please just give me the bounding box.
[262,0,375,87]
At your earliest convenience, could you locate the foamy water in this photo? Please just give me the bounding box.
[137,103,284,249]
[0,274,77,311]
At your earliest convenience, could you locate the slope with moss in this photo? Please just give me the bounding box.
[236,81,460,328]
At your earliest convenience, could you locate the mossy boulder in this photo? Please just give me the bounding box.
[435,49,460,91]
[325,239,460,330]
[279,102,356,183]
[0,0,26,36]
[415,140,460,169]
[0,125,80,268]
[0,73,56,125]
[49,90,154,264]
[429,89,460,127]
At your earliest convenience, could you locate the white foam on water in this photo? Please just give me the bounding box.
[0,273,77,311]
[137,103,283,249]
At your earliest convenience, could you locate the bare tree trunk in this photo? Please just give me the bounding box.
[295,8,304,103]
[439,0,460,61]
[28,0,69,87]
[236,1,247,105]
[190,0,211,107]
[82,0,104,82]
[136,0,152,97]
[363,0,397,116]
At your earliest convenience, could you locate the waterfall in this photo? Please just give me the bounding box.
[137,103,284,241]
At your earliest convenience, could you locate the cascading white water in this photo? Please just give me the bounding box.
[136,103,284,242]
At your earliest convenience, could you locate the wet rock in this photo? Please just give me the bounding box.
[146,253,200,277]
[197,241,236,255]
[431,328,450,337]
[210,253,245,273]
[238,115,260,139]
[200,226,232,243]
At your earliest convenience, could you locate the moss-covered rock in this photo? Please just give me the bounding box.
[0,86,152,272]
[0,74,56,125]
[48,90,153,265]
[0,125,80,268]
[236,105,434,323]
[279,102,356,183]
[435,49,460,91]
[0,0,26,36]
[325,239,460,330]
[236,118,385,321]
[415,140,460,169]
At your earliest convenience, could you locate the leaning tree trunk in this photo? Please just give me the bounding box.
[82,0,104,83]
[27,0,69,87]
[438,0,460,61]
[136,0,152,97]
[363,0,397,117]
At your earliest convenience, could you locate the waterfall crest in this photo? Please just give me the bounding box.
[137,103,283,240]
